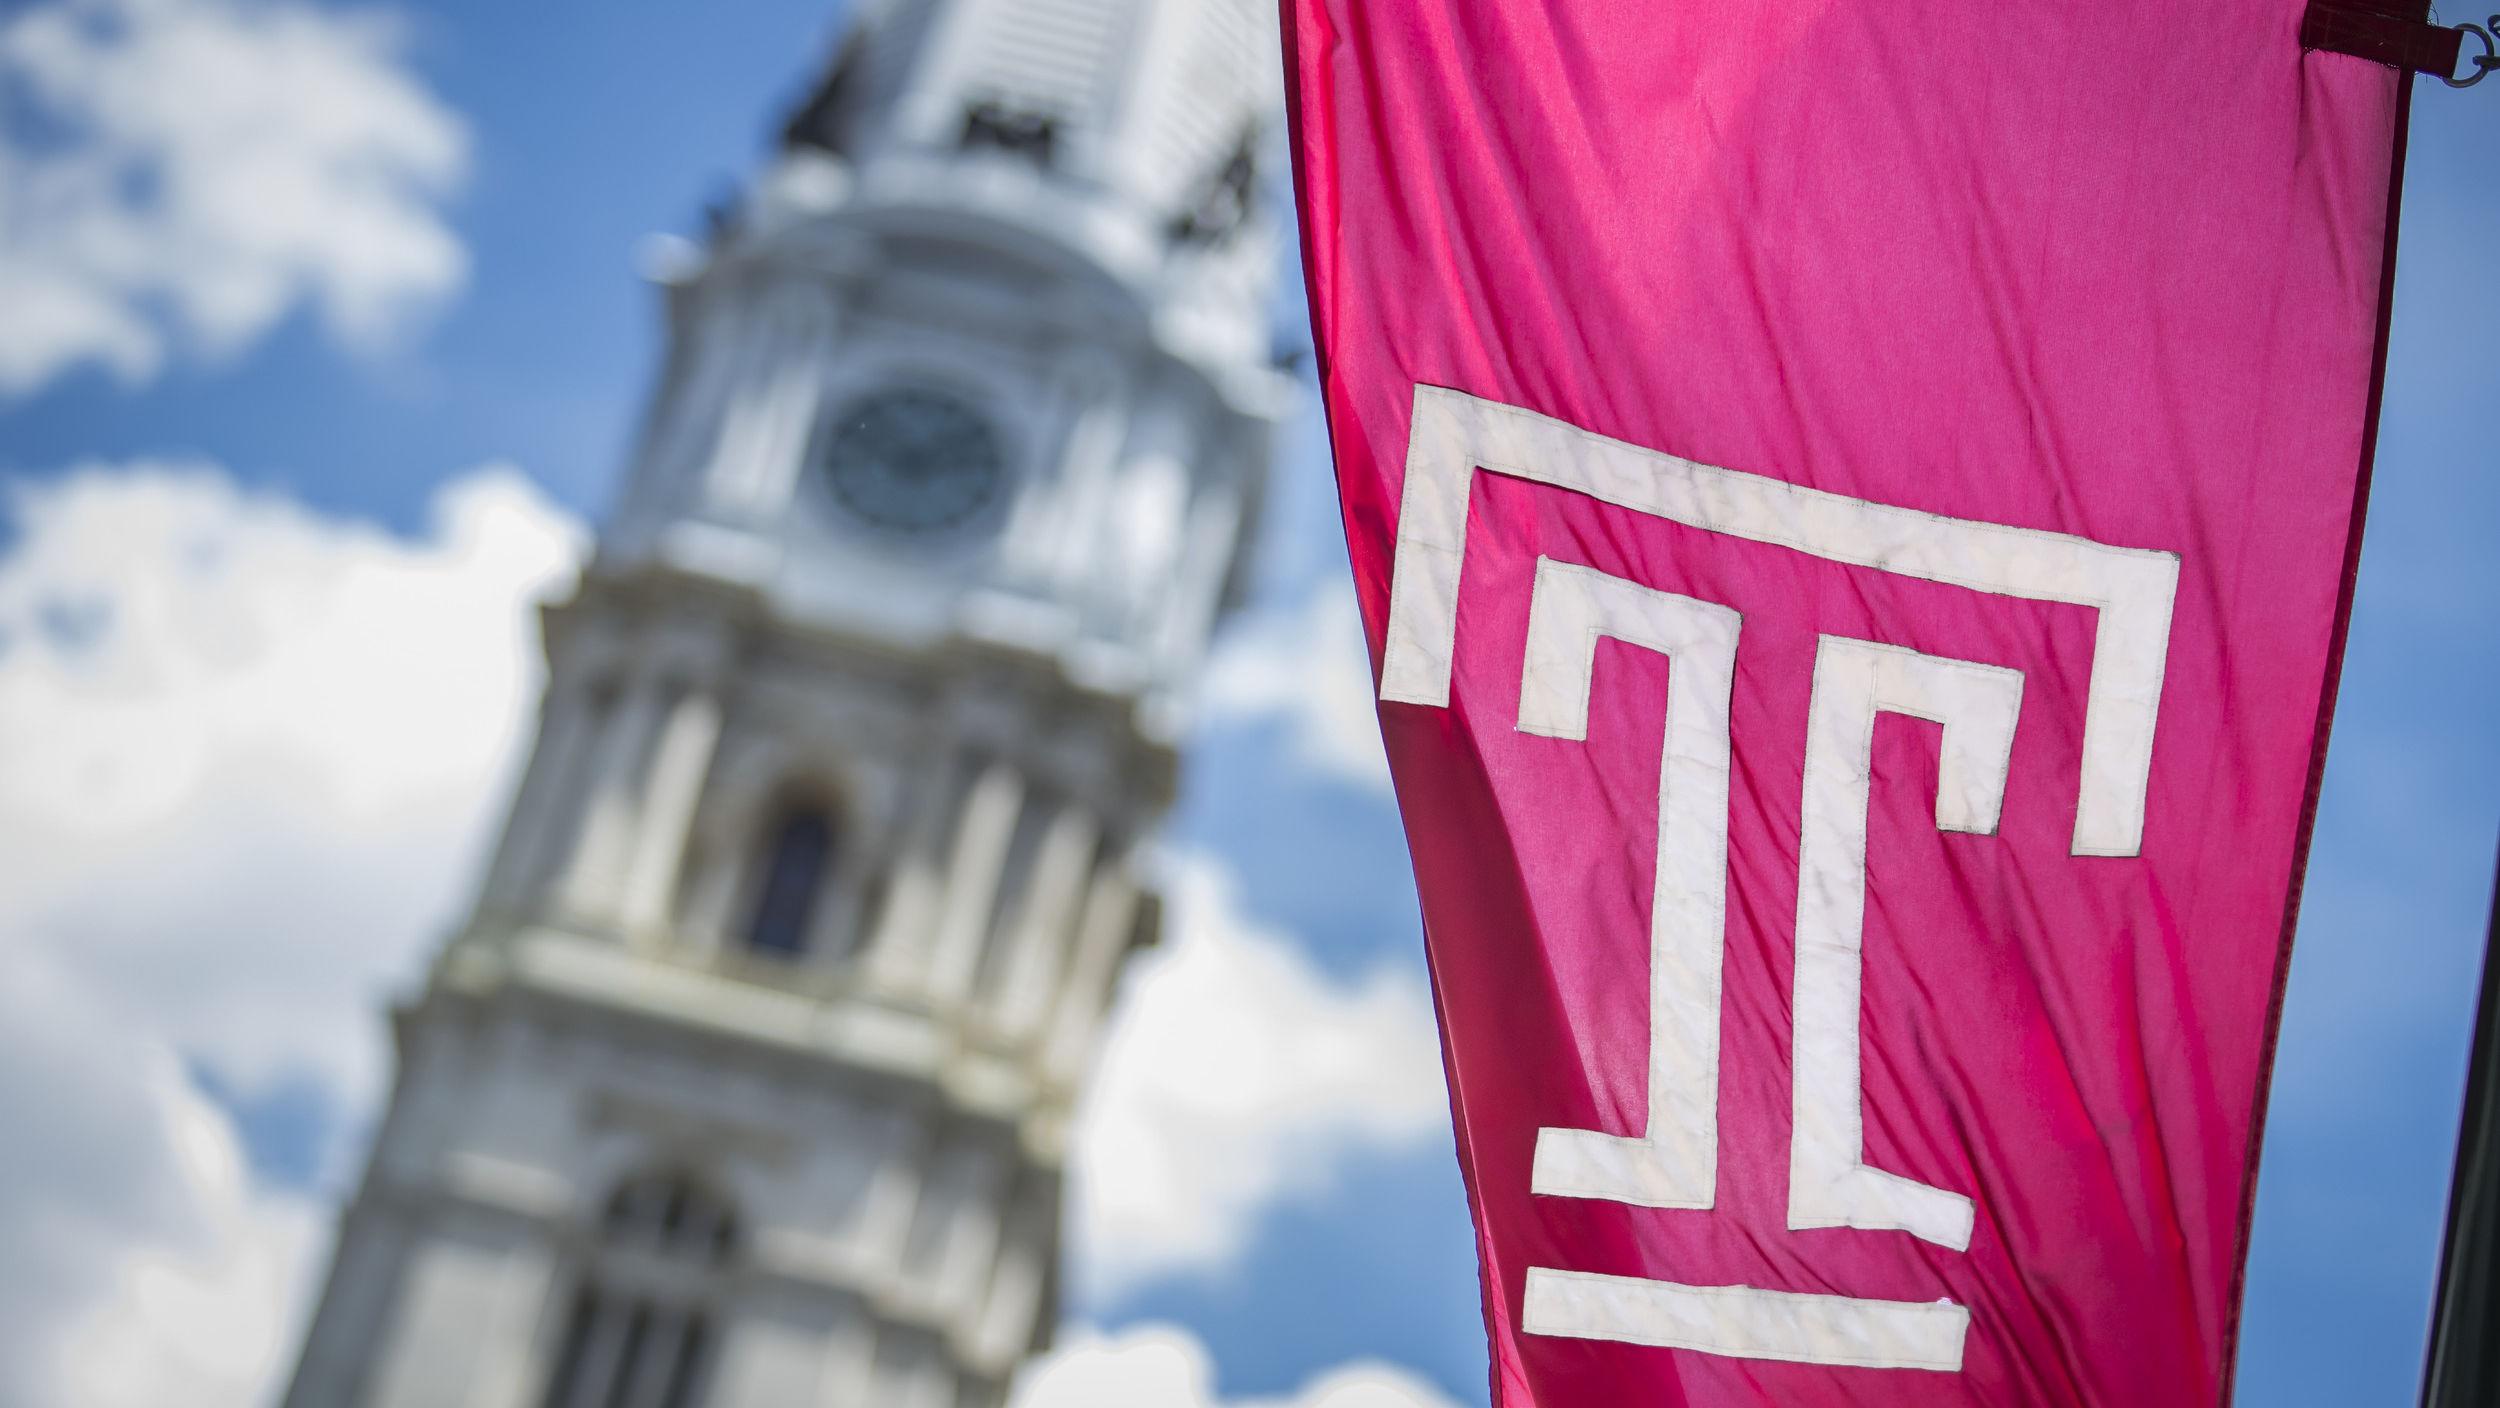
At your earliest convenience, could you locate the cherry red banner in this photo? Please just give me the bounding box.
[1281,2,2407,1404]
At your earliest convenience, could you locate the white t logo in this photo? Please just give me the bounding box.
[1378,386,2178,1373]
[1517,557,1740,1213]
[1789,635,2020,1255]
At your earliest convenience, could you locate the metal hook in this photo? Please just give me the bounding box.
[2446,16,2500,85]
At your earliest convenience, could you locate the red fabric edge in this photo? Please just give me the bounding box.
[1277,8,1509,1403]
[1415,862,1513,1408]
[2218,68,2416,1407]
[1277,0,1336,402]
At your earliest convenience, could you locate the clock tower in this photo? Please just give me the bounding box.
[276,1,1288,1405]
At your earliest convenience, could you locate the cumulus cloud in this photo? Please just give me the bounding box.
[0,460,1442,1397]
[0,0,468,394]
[1071,855,1449,1294]
[1012,1323,1463,1408]
[0,462,583,1406]
[1201,581,1391,792]
[36,1055,322,1408]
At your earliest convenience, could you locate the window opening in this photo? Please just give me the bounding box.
[961,100,1058,164]
[746,806,833,957]
[540,1172,733,1408]
[1168,127,1257,245]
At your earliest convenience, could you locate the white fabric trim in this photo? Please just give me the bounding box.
[1379,384,2177,857]
[1518,557,1740,1209]
[1788,636,2020,1253]
[1523,1266,1970,1372]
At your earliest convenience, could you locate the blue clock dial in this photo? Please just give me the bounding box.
[816,388,1005,534]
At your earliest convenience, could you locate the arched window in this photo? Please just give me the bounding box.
[540,1171,735,1408]
[745,805,833,956]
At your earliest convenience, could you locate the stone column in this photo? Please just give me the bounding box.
[617,688,724,942]
[969,1174,1054,1371]
[847,1106,927,1281]
[704,292,834,518]
[1041,861,1143,1082]
[702,1298,866,1408]
[921,765,1027,1003]
[674,840,744,961]
[1040,386,1128,601]
[999,372,1119,587]
[980,806,1098,1041]
[1155,484,1243,670]
[560,671,667,927]
[860,756,970,996]
[931,1144,1007,1320]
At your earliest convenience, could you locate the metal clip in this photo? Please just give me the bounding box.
[2445,17,2499,85]
[2303,0,2487,78]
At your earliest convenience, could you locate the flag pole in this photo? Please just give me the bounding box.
[2421,836,2500,1405]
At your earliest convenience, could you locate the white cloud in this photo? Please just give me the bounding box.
[0,462,584,1407]
[46,1059,323,1408]
[1011,1323,1463,1408]
[1201,581,1391,792]
[0,462,1440,1398]
[0,0,468,394]
[1071,854,1450,1295]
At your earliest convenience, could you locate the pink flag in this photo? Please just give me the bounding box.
[1282,2,2406,1404]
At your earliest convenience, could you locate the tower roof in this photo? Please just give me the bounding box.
[769,0,1280,260]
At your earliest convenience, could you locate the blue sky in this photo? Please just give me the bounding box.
[0,2,2493,1404]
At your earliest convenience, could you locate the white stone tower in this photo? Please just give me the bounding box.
[278,1,1286,1403]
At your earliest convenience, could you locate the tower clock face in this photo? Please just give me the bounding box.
[815,387,1007,535]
